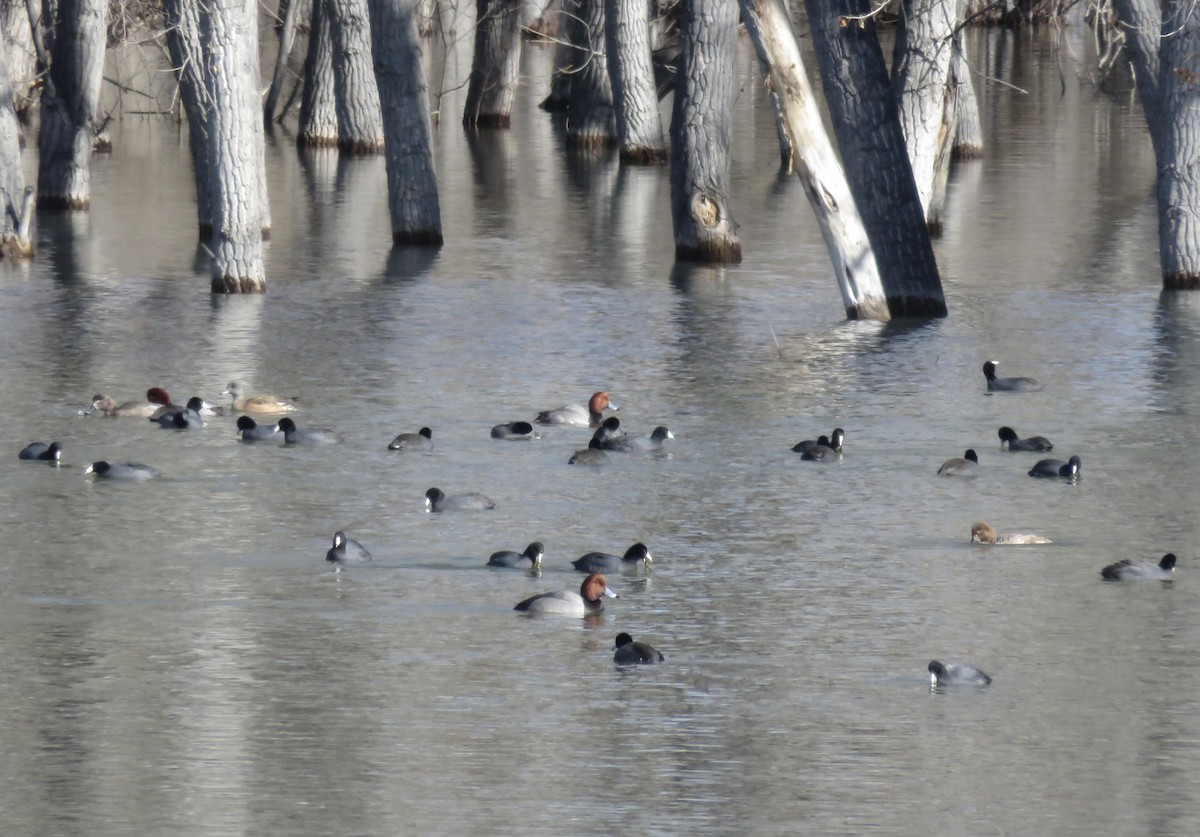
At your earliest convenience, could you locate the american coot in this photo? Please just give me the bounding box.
[152,397,207,429]
[490,421,539,440]
[928,660,991,686]
[1100,553,1176,581]
[388,427,433,451]
[1028,455,1081,480]
[569,439,608,466]
[84,461,161,480]
[326,531,372,563]
[997,426,1053,451]
[487,542,544,569]
[592,416,627,446]
[793,427,845,455]
[514,573,617,615]
[425,487,495,512]
[938,449,979,476]
[277,417,339,444]
[603,426,675,452]
[614,633,665,664]
[971,522,1052,545]
[982,360,1041,392]
[237,416,281,442]
[535,391,618,427]
[572,543,652,573]
[221,381,298,414]
[19,441,62,463]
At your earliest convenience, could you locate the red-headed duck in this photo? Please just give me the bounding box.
[487,542,544,569]
[997,426,1053,452]
[425,487,495,512]
[514,573,617,615]
[388,427,433,451]
[572,543,651,573]
[971,522,1051,545]
[938,449,979,476]
[983,360,1041,392]
[928,660,991,686]
[614,633,664,664]
[326,531,372,563]
[1028,455,1081,480]
[221,380,298,414]
[1100,553,1176,581]
[535,391,618,427]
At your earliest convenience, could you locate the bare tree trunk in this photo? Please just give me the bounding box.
[0,36,32,257]
[367,0,443,245]
[669,0,740,263]
[199,0,269,292]
[565,0,615,147]
[299,0,339,147]
[36,0,106,210]
[163,0,213,238]
[542,0,580,110]
[605,0,665,162]
[2,0,36,117]
[328,0,385,152]
[463,0,523,128]
[264,0,304,122]
[740,0,888,319]
[951,32,983,159]
[804,0,946,316]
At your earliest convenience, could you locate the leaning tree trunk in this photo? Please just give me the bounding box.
[891,0,960,231]
[565,0,616,147]
[605,0,666,162]
[462,0,523,128]
[951,31,983,160]
[2,0,37,117]
[0,36,32,257]
[264,0,304,122]
[367,0,443,246]
[199,0,269,292]
[36,0,107,210]
[298,0,339,147]
[328,0,385,152]
[739,0,888,319]
[804,0,946,316]
[163,0,214,238]
[669,0,741,263]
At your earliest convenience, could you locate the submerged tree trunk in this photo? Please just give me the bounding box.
[163,0,213,238]
[367,0,443,245]
[565,0,616,147]
[36,0,107,210]
[199,0,269,292]
[739,0,888,319]
[264,0,304,122]
[605,0,666,162]
[0,36,32,257]
[328,0,385,152]
[463,0,523,128]
[2,0,37,117]
[951,32,983,159]
[298,0,339,147]
[804,0,946,316]
[670,0,740,262]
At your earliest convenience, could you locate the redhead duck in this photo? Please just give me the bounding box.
[84,461,160,480]
[1100,553,1176,581]
[793,427,845,455]
[237,416,280,441]
[388,427,433,451]
[514,573,617,615]
[535,391,618,427]
[487,542,544,569]
[983,360,1040,392]
[1028,455,1081,480]
[997,426,1052,451]
[326,531,372,563]
[572,543,651,573]
[277,417,339,444]
[928,660,991,686]
[569,439,608,466]
[82,394,161,418]
[938,449,979,476]
[491,421,539,440]
[614,633,665,663]
[19,441,62,463]
[221,381,298,414]
[425,487,495,512]
[971,522,1051,545]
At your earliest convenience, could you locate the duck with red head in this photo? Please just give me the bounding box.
[514,573,617,616]
[535,391,618,427]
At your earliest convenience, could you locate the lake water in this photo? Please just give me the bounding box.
[1,23,1197,836]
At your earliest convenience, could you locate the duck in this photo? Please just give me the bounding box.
[938,449,979,476]
[487,542,544,569]
[326,531,372,563]
[535,391,617,427]
[149,389,225,420]
[982,360,1040,392]
[236,415,281,442]
[388,427,433,451]
[793,427,845,455]
[1028,455,1081,480]
[425,487,495,512]
[490,421,539,440]
[81,394,161,418]
[614,633,665,664]
[592,416,627,446]
[1100,553,1176,581]
[84,461,160,480]
[19,441,62,462]
[277,417,339,445]
[928,660,991,686]
[221,381,298,414]
[151,397,206,429]
[514,573,617,615]
[569,439,609,466]
[998,426,1053,452]
[572,543,652,573]
[603,425,675,452]
[970,521,1052,545]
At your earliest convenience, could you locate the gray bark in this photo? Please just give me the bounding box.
[739,0,888,319]
[565,0,615,147]
[0,35,31,257]
[2,0,36,116]
[199,0,269,292]
[951,32,983,159]
[669,0,741,263]
[36,0,106,210]
[542,0,581,110]
[328,0,385,152]
[299,0,339,147]
[367,0,443,246]
[463,0,523,128]
[605,0,665,162]
[804,0,946,316]
[163,0,213,238]
[264,0,304,122]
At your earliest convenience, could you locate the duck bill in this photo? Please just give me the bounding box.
[83,464,95,475]
[603,586,618,598]
[79,404,97,416]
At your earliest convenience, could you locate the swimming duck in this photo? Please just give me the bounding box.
[82,394,161,418]
[970,522,1052,545]
[535,391,618,427]
[221,381,298,414]
[514,573,617,615]
[614,633,665,663]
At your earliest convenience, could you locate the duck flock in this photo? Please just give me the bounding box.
[19,360,1177,680]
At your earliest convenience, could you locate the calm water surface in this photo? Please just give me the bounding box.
[1,25,1197,836]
